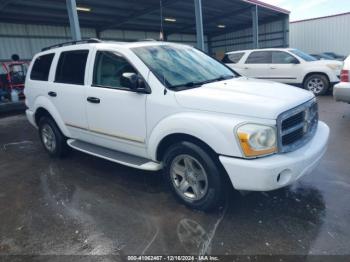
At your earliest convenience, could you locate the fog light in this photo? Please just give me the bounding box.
[277,169,292,185]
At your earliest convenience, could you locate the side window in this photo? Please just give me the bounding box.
[222,53,245,64]
[272,51,298,64]
[245,51,272,64]
[55,50,89,85]
[93,51,137,89]
[30,53,54,81]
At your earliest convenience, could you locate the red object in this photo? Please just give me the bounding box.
[340,70,350,83]
[0,61,29,99]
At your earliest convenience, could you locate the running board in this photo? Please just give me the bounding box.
[67,139,162,171]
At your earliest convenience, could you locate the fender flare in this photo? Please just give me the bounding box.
[302,69,332,84]
[147,113,238,161]
[33,96,71,137]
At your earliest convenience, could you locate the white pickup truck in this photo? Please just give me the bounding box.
[24,40,330,211]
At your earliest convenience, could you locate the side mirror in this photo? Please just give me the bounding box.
[291,58,300,64]
[121,72,150,93]
[286,57,300,64]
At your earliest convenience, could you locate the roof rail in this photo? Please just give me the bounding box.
[41,38,102,51]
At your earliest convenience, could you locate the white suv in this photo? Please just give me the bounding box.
[25,40,329,211]
[223,48,343,95]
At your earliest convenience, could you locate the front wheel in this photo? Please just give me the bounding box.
[164,142,224,211]
[303,74,330,96]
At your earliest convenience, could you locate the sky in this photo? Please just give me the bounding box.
[260,0,350,21]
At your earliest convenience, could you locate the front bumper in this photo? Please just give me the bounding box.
[219,121,329,191]
[334,82,350,103]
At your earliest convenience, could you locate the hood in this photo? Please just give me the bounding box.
[308,59,343,67]
[174,77,314,119]
[308,59,343,73]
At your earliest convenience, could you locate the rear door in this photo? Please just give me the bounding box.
[48,49,92,142]
[243,51,272,78]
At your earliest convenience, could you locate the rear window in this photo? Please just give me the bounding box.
[30,53,55,81]
[222,52,245,64]
[246,51,272,64]
[55,50,89,85]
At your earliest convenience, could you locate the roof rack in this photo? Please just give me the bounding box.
[41,38,102,51]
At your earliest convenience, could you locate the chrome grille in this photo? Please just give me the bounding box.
[277,99,318,153]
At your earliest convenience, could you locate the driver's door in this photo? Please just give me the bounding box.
[85,50,148,156]
[269,51,302,84]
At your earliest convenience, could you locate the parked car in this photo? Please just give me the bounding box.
[310,53,337,61]
[322,52,346,61]
[25,40,329,211]
[223,48,343,95]
[334,55,350,103]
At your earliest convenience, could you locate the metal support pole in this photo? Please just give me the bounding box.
[207,36,213,56]
[252,5,259,49]
[283,15,290,47]
[194,0,204,51]
[66,0,81,41]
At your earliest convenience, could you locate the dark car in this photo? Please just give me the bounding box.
[310,53,337,60]
[322,52,346,61]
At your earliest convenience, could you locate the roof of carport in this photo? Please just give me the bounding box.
[0,0,289,37]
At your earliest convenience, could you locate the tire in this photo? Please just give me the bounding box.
[38,116,69,158]
[303,74,330,96]
[163,141,224,211]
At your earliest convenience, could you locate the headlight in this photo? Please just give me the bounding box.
[327,64,342,70]
[237,124,277,157]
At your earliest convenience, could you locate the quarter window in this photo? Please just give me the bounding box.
[222,52,245,64]
[30,53,54,81]
[55,50,89,85]
[246,51,272,64]
[93,51,137,89]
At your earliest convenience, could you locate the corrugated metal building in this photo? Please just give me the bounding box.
[210,19,289,58]
[0,0,290,61]
[290,12,350,56]
[0,22,203,62]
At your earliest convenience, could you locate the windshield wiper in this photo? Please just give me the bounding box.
[170,80,207,89]
[207,75,234,83]
[169,75,234,90]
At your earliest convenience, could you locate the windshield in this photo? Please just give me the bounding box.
[290,49,317,62]
[132,44,236,90]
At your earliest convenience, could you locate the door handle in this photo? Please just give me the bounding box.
[48,91,57,97]
[244,67,249,70]
[270,67,277,69]
[87,97,100,104]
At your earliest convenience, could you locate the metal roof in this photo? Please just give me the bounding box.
[290,12,350,23]
[0,0,289,37]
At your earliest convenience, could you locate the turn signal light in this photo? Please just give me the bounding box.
[340,70,349,82]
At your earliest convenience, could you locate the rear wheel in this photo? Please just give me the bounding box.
[164,142,224,211]
[303,74,329,95]
[38,116,69,157]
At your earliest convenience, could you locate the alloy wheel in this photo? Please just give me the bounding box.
[170,154,208,201]
[41,124,57,152]
[307,77,325,94]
